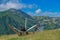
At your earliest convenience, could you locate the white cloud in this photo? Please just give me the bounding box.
[6,2,26,9]
[0,0,26,11]
[0,0,37,11]
[28,4,37,9]
[34,9,60,17]
[41,11,60,17]
[35,9,42,14]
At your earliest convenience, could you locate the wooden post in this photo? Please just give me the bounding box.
[8,25,19,35]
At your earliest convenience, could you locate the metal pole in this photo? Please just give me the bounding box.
[25,18,27,30]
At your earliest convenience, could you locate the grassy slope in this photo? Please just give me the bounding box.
[0,29,60,40]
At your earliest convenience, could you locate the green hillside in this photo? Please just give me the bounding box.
[0,9,35,35]
[0,29,60,40]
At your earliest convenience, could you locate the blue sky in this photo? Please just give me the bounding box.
[0,0,60,17]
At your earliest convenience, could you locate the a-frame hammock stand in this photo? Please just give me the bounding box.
[8,24,29,36]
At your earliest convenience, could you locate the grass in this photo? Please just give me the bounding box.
[0,29,60,40]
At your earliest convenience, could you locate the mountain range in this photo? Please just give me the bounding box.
[0,8,36,35]
[0,8,60,35]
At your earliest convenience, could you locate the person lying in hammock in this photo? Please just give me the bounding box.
[19,26,28,36]
[19,26,26,32]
